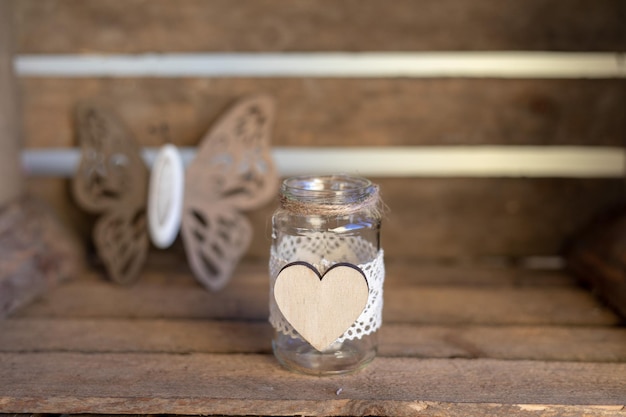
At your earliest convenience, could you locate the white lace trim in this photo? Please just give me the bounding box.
[269,233,385,345]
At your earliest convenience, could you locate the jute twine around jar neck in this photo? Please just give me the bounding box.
[279,183,383,217]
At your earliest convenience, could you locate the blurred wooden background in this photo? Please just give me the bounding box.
[2,2,626,415]
[15,0,625,266]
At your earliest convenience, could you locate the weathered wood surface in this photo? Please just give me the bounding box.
[0,0,23,207]
[2,319,626,362]
[1,261,624,416]
[14,263,619,326]
[4,406,625,417]
[3,406,625,417]
[0,196,83,317]
[14,0,626,52]
[20,78,626,148]
[567,208,626,318]
[27,177,626,262]
[1,353,625,416]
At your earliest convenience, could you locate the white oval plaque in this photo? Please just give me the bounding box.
[148,144,185,249]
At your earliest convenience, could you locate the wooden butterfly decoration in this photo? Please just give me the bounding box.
[72,95,278,291]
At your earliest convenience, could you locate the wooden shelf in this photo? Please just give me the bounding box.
[5,1,625,416]
[1,260,624,416]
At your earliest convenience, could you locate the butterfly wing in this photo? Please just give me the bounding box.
[181,203,253,291]
[181,95,278,291]
[72,102,149,284]
[93,208,149,285]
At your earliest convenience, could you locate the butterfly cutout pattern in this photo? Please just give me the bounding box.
[72,96,278,290]
[72,103,149,285]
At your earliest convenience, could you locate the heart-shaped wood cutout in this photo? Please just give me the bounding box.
[274,262,369,351]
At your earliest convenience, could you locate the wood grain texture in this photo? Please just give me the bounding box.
[26,177,625,262]
[14,0,626,52]
[19,78,626,148]
[2,262,624,415]
[567,208,626,318]
[0,196,83,317]
[7,1,626,415]
[2,319,625,362]
[3,405,625,417]
[13,265,618,326]
[1,353,624,416]
[274,263,370,351]
[247,178,626,260]
[0,0,23,206]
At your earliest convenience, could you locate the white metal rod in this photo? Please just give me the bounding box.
[15,52,626,78]
[21,146,625,178]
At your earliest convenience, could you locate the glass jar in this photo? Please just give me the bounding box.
[269,174,384,375]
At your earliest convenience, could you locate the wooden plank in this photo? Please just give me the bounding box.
[77,254,580,287]
[14,267,619,326]
[247,178,626,260]
[3,406,625,417]
[0,0,22,206]
[14,0,626,53]
[2,319,625,362]
[0,196,83,317]
[567,208,626,319]
[382,287,618,325]
[380,324,626,362]
[19,78,626,148]
[24,177,91,240]
[6,406,624,417]
[0,319,272,355]
[3,406,624,417]
[25,177,626,261]
[0,353,624,416]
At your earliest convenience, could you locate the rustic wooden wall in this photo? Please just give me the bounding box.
[16,78,626,148]
[0,0,23,206]
[14,0,626,52]
[14,0,626,264]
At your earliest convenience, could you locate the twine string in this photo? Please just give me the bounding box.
[279,184,383,217]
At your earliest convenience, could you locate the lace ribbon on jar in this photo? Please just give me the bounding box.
[269,233,385,344]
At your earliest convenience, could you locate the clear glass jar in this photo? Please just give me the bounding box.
[269,174,383,375]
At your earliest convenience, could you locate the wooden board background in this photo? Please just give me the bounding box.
[18,78,626,148]
[2,262,625,415]
[0,0,22,206]
[4,2,626,415]
[13,0,626,263]
[14,0,626,52]
[26,177,625,261]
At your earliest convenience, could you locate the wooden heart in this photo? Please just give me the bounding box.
[274,262,369,351]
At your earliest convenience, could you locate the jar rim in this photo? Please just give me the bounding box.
[282,174,371,192]
[280,174,380,215]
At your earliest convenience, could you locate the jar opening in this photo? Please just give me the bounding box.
[279,174,381,217]
[281,174,374,204]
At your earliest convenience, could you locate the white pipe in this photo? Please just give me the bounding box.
[21,146,625,178]
[15,52,626,78]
